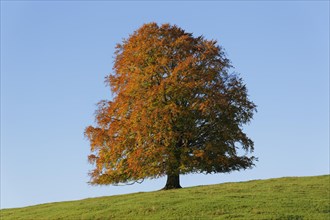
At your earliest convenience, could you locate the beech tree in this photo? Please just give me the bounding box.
[85,23,257,189]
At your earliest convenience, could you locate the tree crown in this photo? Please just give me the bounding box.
[85,23,257,185]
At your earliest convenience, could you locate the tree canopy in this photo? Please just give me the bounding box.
[85,23,257,189]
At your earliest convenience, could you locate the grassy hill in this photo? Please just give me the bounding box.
[1,175,329,219]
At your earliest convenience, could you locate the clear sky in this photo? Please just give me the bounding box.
[1,1,329,209]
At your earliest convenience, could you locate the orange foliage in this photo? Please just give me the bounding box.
[85,23,257,185]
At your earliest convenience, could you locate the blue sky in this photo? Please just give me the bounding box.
[1,1,329,209]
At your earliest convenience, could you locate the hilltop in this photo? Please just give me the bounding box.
[1,175,329,219]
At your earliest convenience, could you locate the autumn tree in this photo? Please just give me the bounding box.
[85,23,257,189]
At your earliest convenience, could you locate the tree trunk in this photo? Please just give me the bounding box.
[162,174,182,190]
[162,138,183,190]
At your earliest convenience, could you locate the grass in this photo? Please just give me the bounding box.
[1,175,329,219]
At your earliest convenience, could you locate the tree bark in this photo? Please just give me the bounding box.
[162,174,182,190]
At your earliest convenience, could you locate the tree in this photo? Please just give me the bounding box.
[85,23,257,190]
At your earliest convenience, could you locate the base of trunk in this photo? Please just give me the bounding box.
[162,174,182,190]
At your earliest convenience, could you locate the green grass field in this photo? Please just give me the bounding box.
[1,175,329,219]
